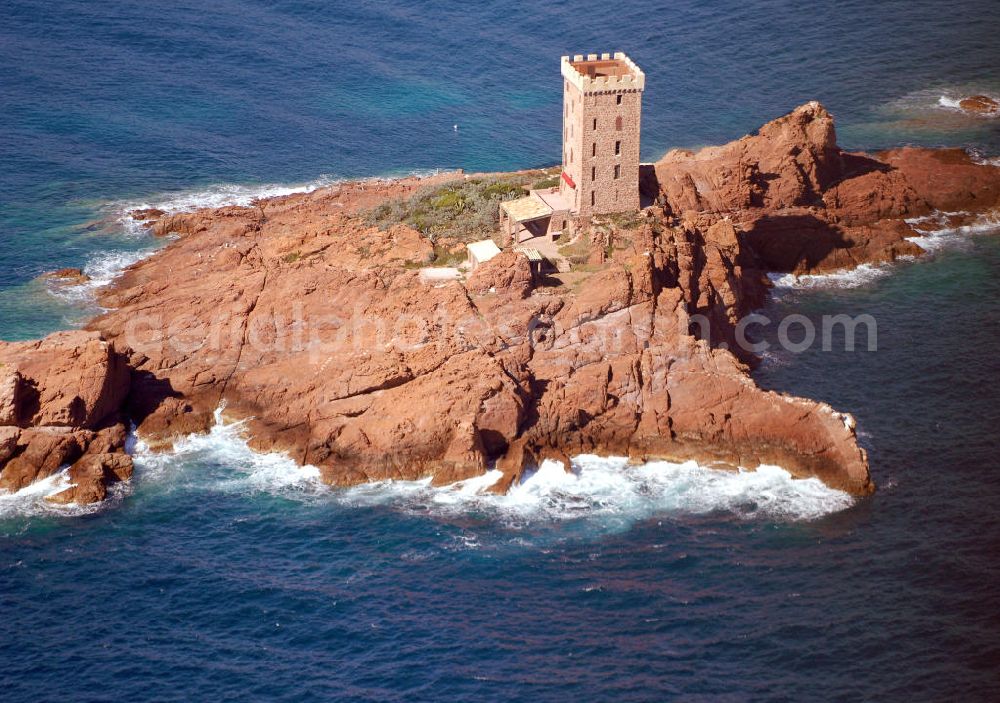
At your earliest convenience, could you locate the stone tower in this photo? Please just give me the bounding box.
[559,52,645,217]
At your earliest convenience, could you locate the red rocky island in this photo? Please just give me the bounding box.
[3,102,999,504]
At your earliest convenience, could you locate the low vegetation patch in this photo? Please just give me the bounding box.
[364,176,529,243]
[531,175,561,190]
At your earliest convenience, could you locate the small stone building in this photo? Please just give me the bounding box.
[499,188,571,247]
[466,238,501,271]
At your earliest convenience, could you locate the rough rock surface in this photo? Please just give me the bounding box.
[0,331,131,502]
[465,250,534,298]
[42,267,92,285]
[647,102,1000,275]
[958,95,998,115]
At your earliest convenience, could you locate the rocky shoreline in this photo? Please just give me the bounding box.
[3,102,999,505]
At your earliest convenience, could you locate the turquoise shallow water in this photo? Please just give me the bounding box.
[2,1,1000,700]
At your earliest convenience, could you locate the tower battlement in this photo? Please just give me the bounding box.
[561,53,646,94]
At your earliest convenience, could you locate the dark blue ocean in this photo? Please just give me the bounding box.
[2,1,1000,700]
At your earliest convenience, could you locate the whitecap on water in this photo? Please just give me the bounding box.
[0,468,106,520]
[936,95,964,111]
[132,408,323,497]
[766,208,1000,292]
[905,210,1000,252]
[128,409,854,525]
[106,169,443,217]
[45,248,159,309]
[333,455,854,526]
[50,170,442,308]
[111,175,343,216]
[935,93,999,118]
[767,263,894,291]
[4,410,855,526]
[43,178,342,310]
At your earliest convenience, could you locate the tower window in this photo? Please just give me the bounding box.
[614,165,620,179]
[615,140,621,155]
[592,118,597,130]
[615,116,622,131]
[591,191,595,207]
[616,94,623,105]
[592,142,596,157]
[591,166,596,181]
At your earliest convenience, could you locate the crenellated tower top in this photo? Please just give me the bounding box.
[560,52,646,94]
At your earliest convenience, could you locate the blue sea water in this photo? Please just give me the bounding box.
[2,0,1000,700]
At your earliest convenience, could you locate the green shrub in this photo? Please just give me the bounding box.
[363,177,529,243]
[531,175,561,190]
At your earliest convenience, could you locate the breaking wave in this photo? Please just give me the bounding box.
[336,456,855,527]
[880,87,999,120]
[132,408,324,496]
[767,208,1000,293]
[936,93,999,118]
[127,411,854,529]
[767,263,896,291]
[109,175,343,217]
[45,248,158,308]
[105,168,442,219]
[905,210,1000,252]
[3,408,854,526]
[50,176,345,306]
[0,468,120,521]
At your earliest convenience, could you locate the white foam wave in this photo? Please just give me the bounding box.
[133,408,323,496]
[131,409,853,525]
[47,175,348,307]
[935,94,998,118]
[4,409,854,526]
[49,169,444,306]
[768,263,894,291]
[767,209,1000,290]
[114,176,342,217]
[335,455,854,525]
[0,468,103,520]
[905,210,1000,252]
[46,248,157,308]
[109,168,443,219]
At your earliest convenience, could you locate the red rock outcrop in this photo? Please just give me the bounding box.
[82,136,886,496]
[958,95,998,115]
[646,103,1000,276]
[42,267,92,285]
[465,250,534,298]
[0,331,132,503]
